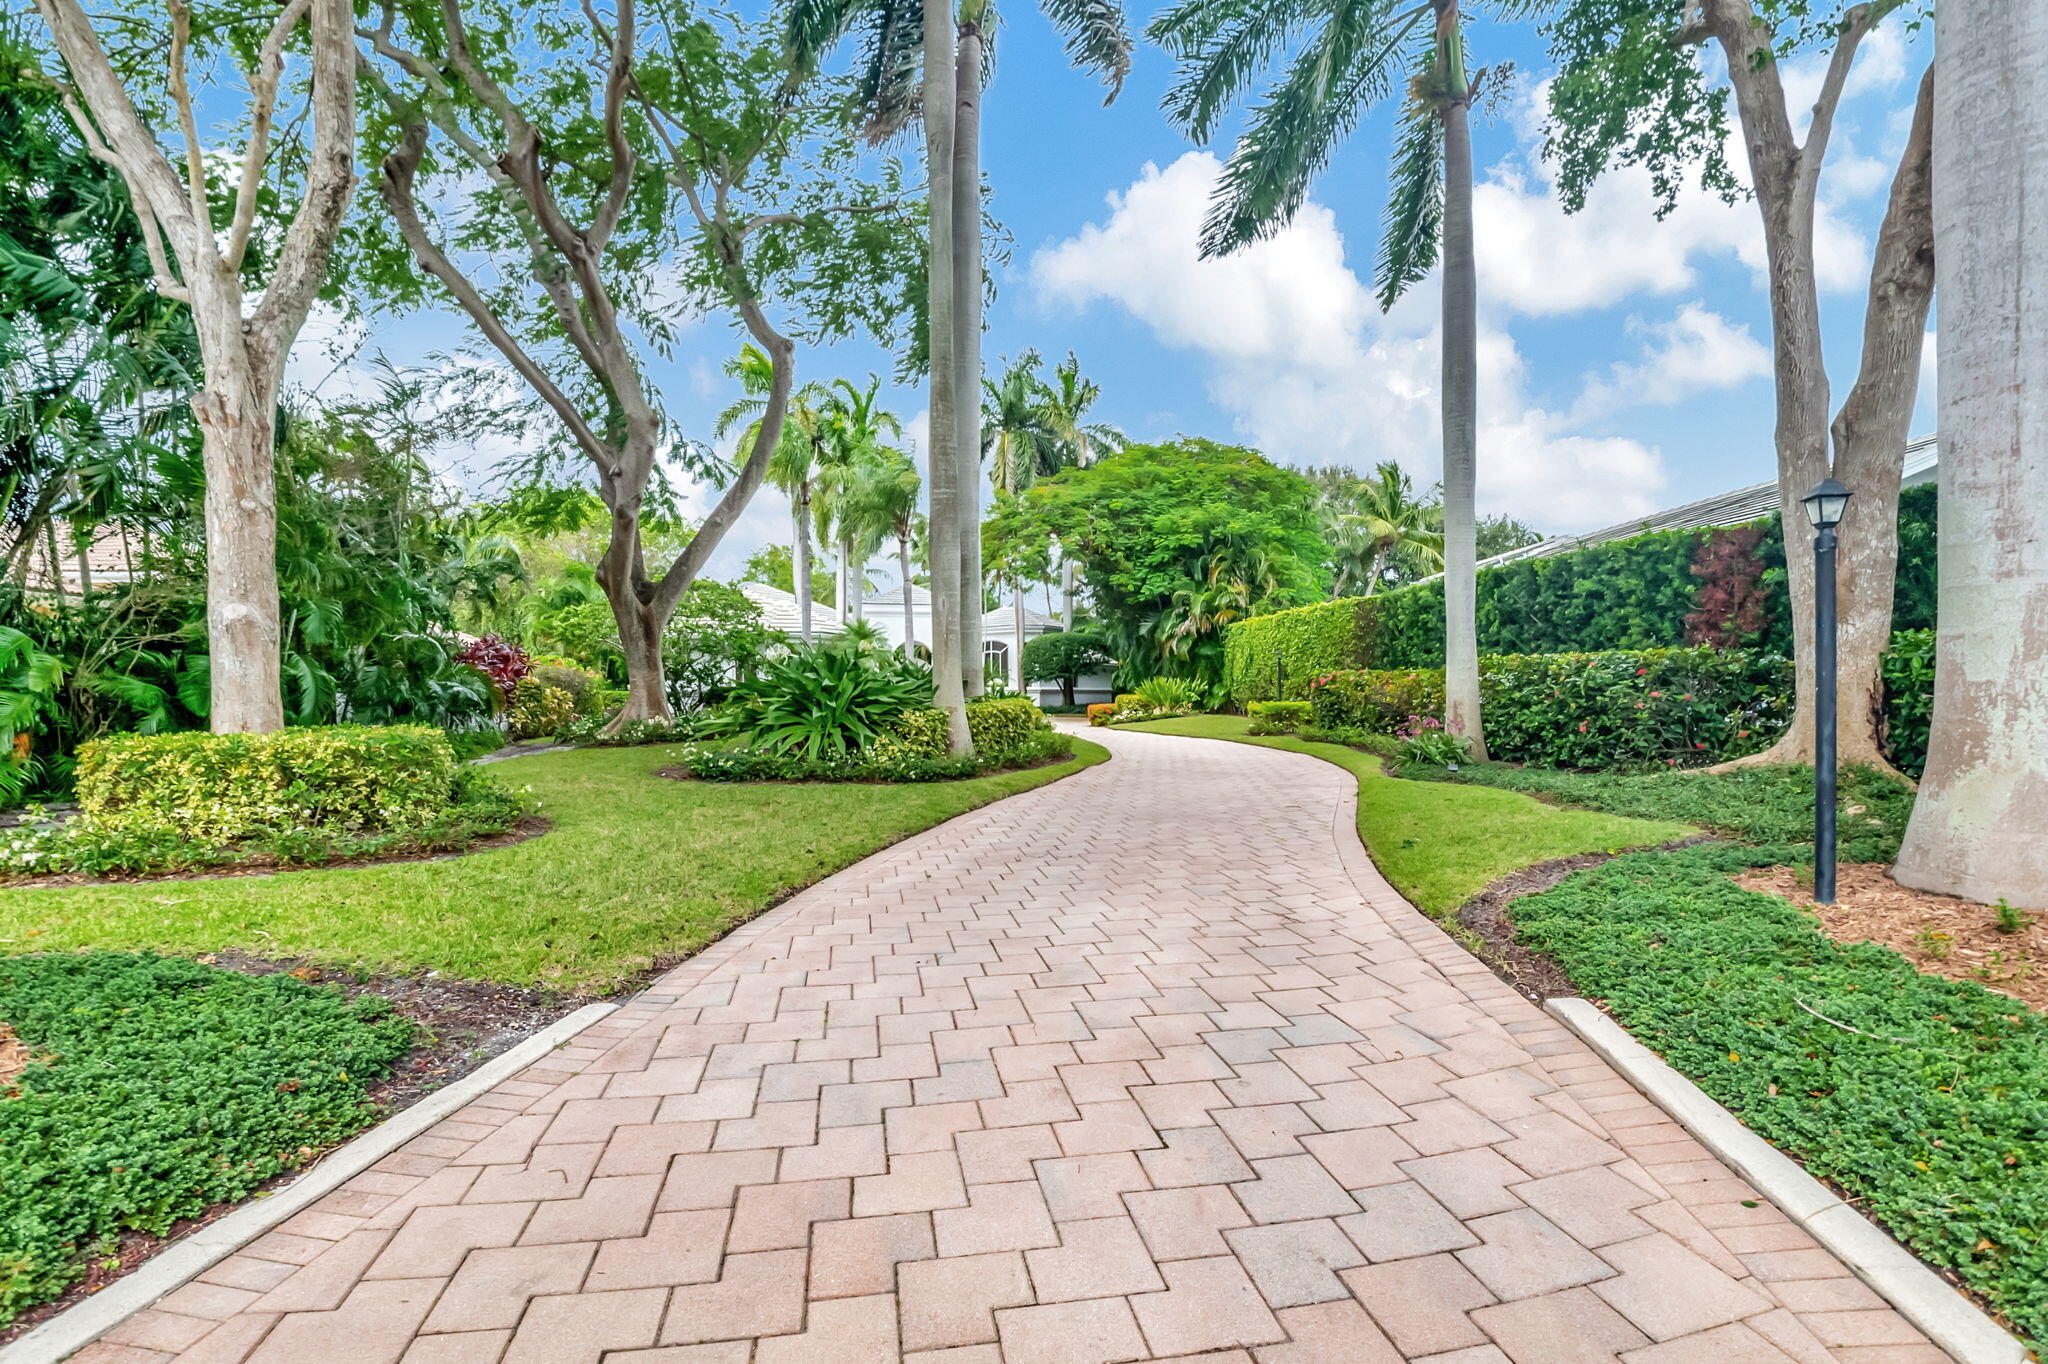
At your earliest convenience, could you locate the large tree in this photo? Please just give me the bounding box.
[994,438,1327,697]
[29,0,359,731]
[1892,0,2047,907]
[1151,0,1499,756]
[355,0,919,724]
[1534,0,1934,773]
[788,0,1131,748]
[1037,352,1127,624]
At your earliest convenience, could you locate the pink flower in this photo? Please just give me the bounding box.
[1578,723,1588,733]
[1650,690,1662,698]
[1636,668,1648,676]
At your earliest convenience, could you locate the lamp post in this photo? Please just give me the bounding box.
[1801,477,1853,904]
[1275,647,1285,703]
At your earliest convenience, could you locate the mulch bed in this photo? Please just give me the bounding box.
[0,953,586,1347]
[1,816,552,890]
[1734,862,2046,1013]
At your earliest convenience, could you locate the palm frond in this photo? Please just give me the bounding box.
[1039,0,1135,98]
[1375,92,1444,307]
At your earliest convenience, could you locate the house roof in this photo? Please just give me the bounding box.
[738,581,843,637]
[865,584,1060,634]
[11,526,144,594]
[1474,433,1940,571]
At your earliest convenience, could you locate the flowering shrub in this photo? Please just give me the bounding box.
[1305,648,1790,771]
[506,679,577,741]
[75,725,459,839]
[1246,700,1310,735]
[556,714,702,748]
[1087,703,1118,726]
[1392,715,1471,767]
[456,635,533,703]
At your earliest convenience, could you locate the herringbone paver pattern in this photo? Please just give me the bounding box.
[81,726,1948,1364]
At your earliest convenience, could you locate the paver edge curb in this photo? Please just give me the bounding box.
[3,1000,621,1364]
[1545,995,2031,1364]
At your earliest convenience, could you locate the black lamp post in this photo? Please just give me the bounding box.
[1275,647,1286,703]
[1801,477,1852,904]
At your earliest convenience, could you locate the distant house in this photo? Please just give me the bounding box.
[863,584,1110,704]
[10,525,144,598]
[1477,433,1939,571]
[737,582,843,640]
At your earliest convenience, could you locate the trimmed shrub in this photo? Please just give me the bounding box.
[507,678,577,741]
[1224,597,1374,706]
[1223,487,1942,698]
[967,697,1049,760]
[681,727,1072,783]
[1881,628,1935,778]
[1246,700,1310,735]
[1306,668,1445,734]
[530,663,608,717]
[74,725,456,839]
[1086,703,1117,726]
[1306,648,1790,770]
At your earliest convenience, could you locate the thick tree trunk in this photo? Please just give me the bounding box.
[1894,5,2048,908]
[953,24,986,702]
[1436,6,1485,758]
[598,490,672,724]
[191,358,286,732]
[899,535,918,653]
[1730,64,1933,775]
[923,0,968,753]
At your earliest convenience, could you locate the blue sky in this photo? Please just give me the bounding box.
[289,5,1936,583]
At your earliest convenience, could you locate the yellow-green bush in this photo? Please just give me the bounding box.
[507,678,577,740]
[1246,700,1310,734]
[74,726,456,839]
[880,698,1050,761]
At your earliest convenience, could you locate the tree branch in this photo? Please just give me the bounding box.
[166,0,214,242]
[1798,1,1892,196]
[376,115,615,471]
[585,0,637,251]
[226,0,313,272]
[46,77,191,302]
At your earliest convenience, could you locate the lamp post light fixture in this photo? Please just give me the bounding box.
[1802,477,1852,904]
[1275,647,1286,703]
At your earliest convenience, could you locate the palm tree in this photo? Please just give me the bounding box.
[787,0,1132,743]
[1317,462,1443,597]
[1150,0,1493,755]
[815,376,903,623]
[844,448,924,655]
[1037,352,1125,624]
[981,353,1064,689]
[717,346,831,642]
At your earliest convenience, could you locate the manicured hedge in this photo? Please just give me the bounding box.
[1308,647,1791,769]
[1245,701,1309,734]
[1225,485,1939,702]
[74,725,457,839]
[883,698,1052,762]
[1880,629,1935,779]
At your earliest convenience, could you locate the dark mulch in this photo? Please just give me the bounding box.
[1452,837,1712,1001]
[0,953,584,1346]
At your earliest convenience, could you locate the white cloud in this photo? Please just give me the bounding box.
[1573,304,1771,421]
[1030,153,1670,531]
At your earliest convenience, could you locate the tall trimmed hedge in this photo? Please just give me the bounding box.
[1226,485,1938,705]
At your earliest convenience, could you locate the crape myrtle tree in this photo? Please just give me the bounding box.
[1893,0,2048,908]
[1150,0,1506,756]
[353,0,921,724]
[786,0,1131,753]
[1530,0,1934,772]
[29,0,359,732]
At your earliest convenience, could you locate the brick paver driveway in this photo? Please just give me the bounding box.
[86,725,1944,1364]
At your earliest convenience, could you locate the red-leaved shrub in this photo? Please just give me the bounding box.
[457,635,533,703]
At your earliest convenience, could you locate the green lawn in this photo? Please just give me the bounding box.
[0,741,1108,993]
[1119,715,1691,912]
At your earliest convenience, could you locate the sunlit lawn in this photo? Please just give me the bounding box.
[0,741,1109,993]
[1120,715,1691,913]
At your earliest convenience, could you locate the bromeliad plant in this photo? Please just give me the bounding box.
[702,643,934,760]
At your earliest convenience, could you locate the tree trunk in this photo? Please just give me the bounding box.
[1436,4,1485,759]
[1061,552,1077,627]
[1013,591,1026,692]
[899,534,918,653]
[953,22,986,702]
[850,543,865,622]
[795,486,814,643]
[1894,5,2048,908]
[923,0,968,752]
[191,347,286,733]
[1730,64,1933,775]
[597,487,672,724]
[836,535,849,618]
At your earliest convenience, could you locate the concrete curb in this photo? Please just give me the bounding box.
[3,1001,620,1364]
[1546,997,2030,1364]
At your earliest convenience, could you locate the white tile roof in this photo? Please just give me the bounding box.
[738,582,843,637]
[864,583,1060,634]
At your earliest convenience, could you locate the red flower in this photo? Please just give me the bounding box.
[1695,741,1707,749]
[1636,668,1647,676]
[1649,690,1662,698]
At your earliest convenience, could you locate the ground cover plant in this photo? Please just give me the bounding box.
[1119,714,1688,912]
[0,742,1107,991]
[0,952,415,1327]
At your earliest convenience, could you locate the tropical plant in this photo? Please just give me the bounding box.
[663,581,777,711]
[704,644,934,760]
[1150,0,1499,754]
[1036,352,1127,624]
[1316,463,1444,597]
[815,376,904,623]
[456,636,533,705]
[1132,676,1200,711]
[0,626,64,804]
